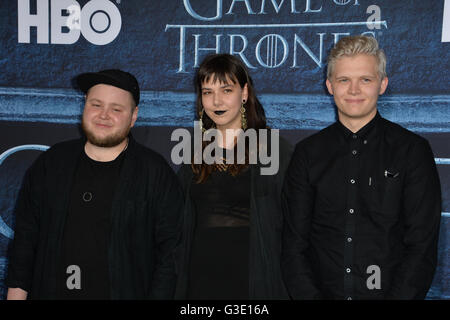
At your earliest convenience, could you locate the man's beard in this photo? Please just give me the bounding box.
[82,119,131,148]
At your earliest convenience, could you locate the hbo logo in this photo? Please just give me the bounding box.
[18,0,122,45]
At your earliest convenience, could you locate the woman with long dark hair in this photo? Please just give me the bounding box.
[175,54,292,299]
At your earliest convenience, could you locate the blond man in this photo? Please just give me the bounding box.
[282,36,441,300]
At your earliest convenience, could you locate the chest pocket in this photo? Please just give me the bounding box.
[380,171,403,215]
[363,168,403,222]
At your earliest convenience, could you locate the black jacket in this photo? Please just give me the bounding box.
[282,114,442,300]
[6,136,184,299]
[175,136,293,299]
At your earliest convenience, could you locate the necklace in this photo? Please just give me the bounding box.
[215,157,229,172]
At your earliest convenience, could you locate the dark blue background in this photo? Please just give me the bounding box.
[0,1,448,93]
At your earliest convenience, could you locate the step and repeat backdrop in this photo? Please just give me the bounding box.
[0,0,449,299]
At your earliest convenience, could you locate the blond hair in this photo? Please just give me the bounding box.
[327,35,387,79]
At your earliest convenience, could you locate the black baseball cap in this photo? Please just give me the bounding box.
[76,69,140,105]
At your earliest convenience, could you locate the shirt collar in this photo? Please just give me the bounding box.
[336,111,381,141]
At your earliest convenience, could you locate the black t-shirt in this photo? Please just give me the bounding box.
[58,149,125,299]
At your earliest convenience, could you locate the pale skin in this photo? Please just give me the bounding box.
[7,287,27,300]
[82,84,138,161]
[7,84,138,300]
[326,54,388,133]
[201,76,248,149]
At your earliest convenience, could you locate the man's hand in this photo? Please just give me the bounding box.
[7,288,28,300]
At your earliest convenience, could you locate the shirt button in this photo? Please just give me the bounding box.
[349,209,354,214]
[350,179,356,184]
[346,268,351,273]
[352,150,358,155]
[363,140,367,144]
[347,237,352,242]
[352,134,357,139]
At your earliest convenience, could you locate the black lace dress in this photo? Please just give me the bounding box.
[187,167,251,300]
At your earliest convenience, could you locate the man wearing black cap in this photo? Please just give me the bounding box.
[6,70,184,300]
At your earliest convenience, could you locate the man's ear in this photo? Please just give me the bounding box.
[326,79,334,95]
[379,76,388,95]
[131,106,139,127]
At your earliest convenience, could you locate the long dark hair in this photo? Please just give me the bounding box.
[192,53,267,183]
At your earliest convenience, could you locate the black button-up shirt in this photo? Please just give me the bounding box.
[282,113,441,300]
